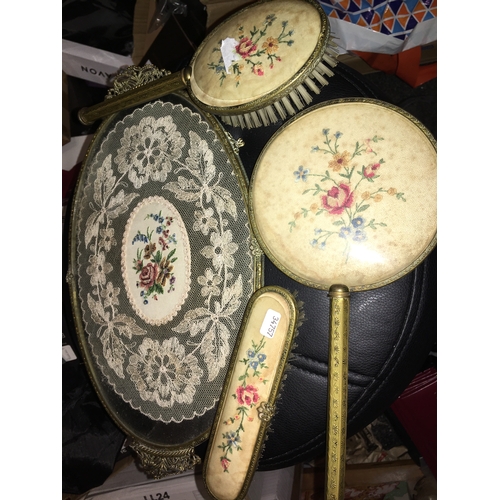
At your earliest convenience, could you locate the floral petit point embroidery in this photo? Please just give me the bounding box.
[294,165,309,182]
[208,14,295,87]
[218,338,269,472]
[288,129,407,260]
[131,211,178,304]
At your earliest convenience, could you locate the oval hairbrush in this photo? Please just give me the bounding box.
[79,0,338,128]
[203,286,299,500]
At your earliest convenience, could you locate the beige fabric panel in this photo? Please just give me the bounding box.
[191,0,321,107]
[250,100,437,289]
[204,291,293,500]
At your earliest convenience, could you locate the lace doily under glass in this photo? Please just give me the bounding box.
[75,96,255,424]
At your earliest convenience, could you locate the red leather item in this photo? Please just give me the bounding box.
[390,367,437,478]
[353,46,437,88]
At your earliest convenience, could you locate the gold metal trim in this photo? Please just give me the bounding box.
[188,0,332,117]
[77,0,336,126]
[257,401,276,422]
[78,67,192,125]
[129,440,201,479]
[105,64,171,98]
[67,91,263,478]
[248,97,437,292]
[326,285,349,500]
[203,286,298,500]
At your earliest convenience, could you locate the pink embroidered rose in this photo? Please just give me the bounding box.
[252,64,264,76]
[321,184,354,215]
[139,262,158,289]
[236,385,259,406]
[235,37,257,58]
[364,163,381,178]
[221,458,230,471]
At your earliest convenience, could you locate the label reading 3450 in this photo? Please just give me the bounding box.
[260,309,281,339]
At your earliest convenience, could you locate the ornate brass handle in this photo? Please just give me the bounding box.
[325,284,350,500]
[78,66,192,125]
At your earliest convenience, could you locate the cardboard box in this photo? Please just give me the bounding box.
[62,39,134,86]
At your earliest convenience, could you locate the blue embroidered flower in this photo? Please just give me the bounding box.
[314,228,323,235]
[250,360,259,370]
[257,353,267,363]
[323,128,330,136]
[311,146,319,153]
[352,229,367,242]
[156,226,163,234]
[352,217,365,228]
[310,239,318,247]
[247,349,256,358]
[334,131,342,139]
[339,226,352,239]
[227,431,241,448]
[293,165,309,182]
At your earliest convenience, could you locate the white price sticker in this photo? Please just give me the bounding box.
[220,37,241,73]
[260,309,281,339]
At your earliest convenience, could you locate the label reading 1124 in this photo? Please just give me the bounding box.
[260,309,281,339]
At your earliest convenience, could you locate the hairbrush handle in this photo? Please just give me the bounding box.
[78,66,192,125]
[326,284,350,500]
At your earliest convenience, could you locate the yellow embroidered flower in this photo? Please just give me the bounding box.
[373,194,383,202]
[361,191,371,200]
[310,203,319,213]
[328,151,350,171]
[144,242,156,260]
[156,257,173,286]
[263,36,279,54]
[388,188,397,195]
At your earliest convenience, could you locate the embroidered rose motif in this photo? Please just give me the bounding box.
[207,15,294,87]
[236,384,259,406]
[218,338,268,472]
[289,129,407,262]
[132,210,179,304]
[139,262,158,289]
[321,184,354,215]
[252,64,264,76]
[364,162,381,178]
[235,37,257,58]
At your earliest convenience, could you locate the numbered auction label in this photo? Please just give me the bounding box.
[260,309,281,339]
